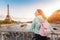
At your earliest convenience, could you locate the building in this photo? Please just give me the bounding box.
[5,4,12,21]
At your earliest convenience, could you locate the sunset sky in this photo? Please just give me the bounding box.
[0,0,60,21]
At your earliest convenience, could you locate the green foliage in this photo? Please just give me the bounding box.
[11,20,17,23]
[0,20,17,24]
[0,20,4,24]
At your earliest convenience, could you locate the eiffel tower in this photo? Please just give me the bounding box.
[5,4,12,21]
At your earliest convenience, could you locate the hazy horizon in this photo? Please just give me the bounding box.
[0,0,60,21]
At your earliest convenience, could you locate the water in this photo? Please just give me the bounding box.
[0,23,31,32]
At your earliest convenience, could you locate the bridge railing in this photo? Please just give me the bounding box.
[0,31,35,40]
[0,31,60,40]
[51,32,60,40]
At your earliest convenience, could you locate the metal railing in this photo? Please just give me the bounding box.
[51,32,60,40]
[0,31,60,40]
[0,32,35,40]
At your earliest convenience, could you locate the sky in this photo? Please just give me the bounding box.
[0,0,60,22]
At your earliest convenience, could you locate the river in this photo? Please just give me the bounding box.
[0,23,32,32]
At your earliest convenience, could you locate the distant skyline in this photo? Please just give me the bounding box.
[0,0,60,21]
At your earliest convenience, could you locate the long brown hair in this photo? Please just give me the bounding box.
[35,9,47,20]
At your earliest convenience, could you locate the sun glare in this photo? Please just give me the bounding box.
[43,9,56,18]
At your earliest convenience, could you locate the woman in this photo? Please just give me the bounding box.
[29,9,54,40]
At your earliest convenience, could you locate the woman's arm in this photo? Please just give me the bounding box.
[29,18,36,32]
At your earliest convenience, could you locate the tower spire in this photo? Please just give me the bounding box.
[7,4,9,15]
[5,4,12,21]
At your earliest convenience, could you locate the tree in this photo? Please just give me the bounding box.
[48,10,60,23]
